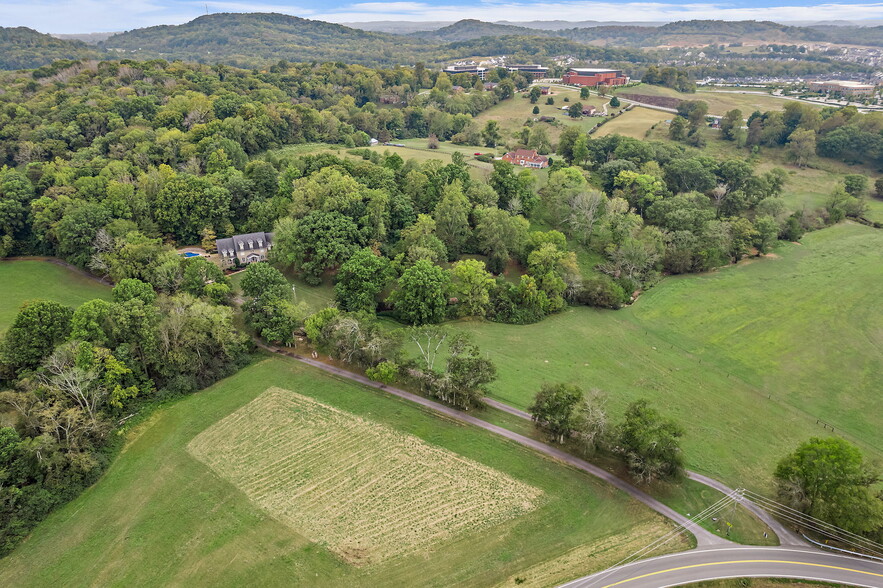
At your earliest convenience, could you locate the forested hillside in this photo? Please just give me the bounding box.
[0,28,106,70]
[414,19,543,41]
[101,13,435,68]
[4,15,880,73]
[413,18,883,48]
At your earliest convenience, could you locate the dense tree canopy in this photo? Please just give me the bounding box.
[775,437,883,536]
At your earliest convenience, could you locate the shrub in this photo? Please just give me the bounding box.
[575,275,627,309]
[366,360,399,384]
[304,307,340,344]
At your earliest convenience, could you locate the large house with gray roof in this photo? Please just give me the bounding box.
[215,232,274,268]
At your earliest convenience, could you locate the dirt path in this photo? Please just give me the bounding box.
[257,342,728,548]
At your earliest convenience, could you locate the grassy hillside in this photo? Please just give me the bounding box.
[0,27,106,70]
[472,86,621,149]
[0,355,685,587]
[593,107,671,139]
[448,223,883,489]
[0,260,110,332]
[620,84,820,116]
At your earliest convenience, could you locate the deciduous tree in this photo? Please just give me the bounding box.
[334,248,390,313]
[450,259,494,317]
[387,259,450,325]
[775,437,883,535]
[529,383,584,443]
[617,399,685,483]
[0,300,73,377]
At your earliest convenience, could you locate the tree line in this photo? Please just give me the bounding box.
[670,100,880,226]
[0,277,249,554]
[526,380,883,544]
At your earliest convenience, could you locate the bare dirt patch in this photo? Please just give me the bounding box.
[188,387,543,566]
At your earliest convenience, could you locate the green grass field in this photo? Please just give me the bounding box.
[230,267,337,313]
[0,355,688,587]
[620,84,820,116]
[593,107,671,139]
[651,477,776,546]
[474,87,622,147]
[0,260,111,332]
[446,222,883,490]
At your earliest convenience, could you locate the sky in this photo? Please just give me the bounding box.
[1,0,883,33]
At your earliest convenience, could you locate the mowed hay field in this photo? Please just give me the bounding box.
[450,222,883,489]
[0,259,110,332]
[0,355,686,587]
[592,107,671,139]
[188,387,543,566]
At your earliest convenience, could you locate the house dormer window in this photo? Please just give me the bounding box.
[238,242,244,250]
[258,239,263,247]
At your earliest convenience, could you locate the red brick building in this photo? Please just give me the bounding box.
[562,68,629,87]
[502,149,549,169]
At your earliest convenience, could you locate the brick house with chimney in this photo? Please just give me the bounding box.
[502,149,549,168]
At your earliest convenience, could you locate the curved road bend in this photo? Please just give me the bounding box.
[263,345,883,588]
[481,398,805,547]
[561,545,883,588]
[261,345,725,547]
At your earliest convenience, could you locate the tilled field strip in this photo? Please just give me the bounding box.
[188,387,544,565]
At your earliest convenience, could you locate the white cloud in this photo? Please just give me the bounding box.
[319,1,883,23]
[346,2,431,12]
[202,1,313,14]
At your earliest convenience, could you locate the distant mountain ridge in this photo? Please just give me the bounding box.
[414,18,842,46]
[0,27,106,69]
[4,14,883,71]
[344,18,883,35]
[413,19,545,41]
[53,32,119,44]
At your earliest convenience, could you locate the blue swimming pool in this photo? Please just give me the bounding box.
[181,252,201,258]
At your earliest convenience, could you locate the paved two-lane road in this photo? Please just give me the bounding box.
[260,345,883,588]
[563,546,883,587]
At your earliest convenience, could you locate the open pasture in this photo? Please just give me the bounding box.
[0,259,110,332]
[473,87,620,145]
[448,222,883,489]
[621,84,818,116]
[592,107,671,139]
[0,355,685,587]
[188,387,543,566]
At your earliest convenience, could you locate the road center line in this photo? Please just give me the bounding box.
[601,559,883,587]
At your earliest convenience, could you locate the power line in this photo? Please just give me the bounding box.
[580,490,742,588]
[742,489,883,558]
[743,489,883,551]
